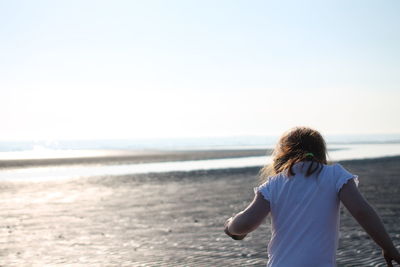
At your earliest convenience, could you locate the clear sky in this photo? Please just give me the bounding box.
[1,0,399,141]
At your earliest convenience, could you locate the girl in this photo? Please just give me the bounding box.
[224,127,400,267]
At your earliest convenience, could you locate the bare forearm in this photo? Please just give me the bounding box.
[352,203,396,253]
[228,211,264,236]
[224,192,270,238]
[339,179,400,264]
[224,216,247,240]
[228,212,253,235]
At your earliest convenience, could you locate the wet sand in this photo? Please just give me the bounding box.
[0,156,399,266]
[0,149,271,169]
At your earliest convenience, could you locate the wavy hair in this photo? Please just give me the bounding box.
[260,127,328,179]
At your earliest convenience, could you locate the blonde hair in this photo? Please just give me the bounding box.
[260,127,328,181]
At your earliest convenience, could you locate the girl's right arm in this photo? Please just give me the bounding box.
[339,179,400,266]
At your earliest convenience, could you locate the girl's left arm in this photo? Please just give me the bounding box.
[224,191,270,238]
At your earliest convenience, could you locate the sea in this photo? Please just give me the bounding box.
[1,134,400,182]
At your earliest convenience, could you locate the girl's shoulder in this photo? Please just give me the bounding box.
[261,172,287,188]
[267,172,287,181]
[260,162,355,183]
[324,162,352,176]
[323,162,359,190]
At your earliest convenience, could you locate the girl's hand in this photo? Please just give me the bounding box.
[383,248,400,266]
[224,217,247,240]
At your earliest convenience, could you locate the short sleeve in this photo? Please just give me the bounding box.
[255,179,272,202]
[335,164,359,193]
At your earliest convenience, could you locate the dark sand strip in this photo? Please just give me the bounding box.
[0,149,272,169]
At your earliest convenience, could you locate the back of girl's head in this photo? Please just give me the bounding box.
[261,126,328,179]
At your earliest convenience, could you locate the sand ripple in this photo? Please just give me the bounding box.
[0,158,399,266]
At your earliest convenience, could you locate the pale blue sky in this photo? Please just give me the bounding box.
[1,0,399,140]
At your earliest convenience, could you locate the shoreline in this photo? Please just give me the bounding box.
[0,155,399,184]
[108,155,400,181]
[0,150,399,175]
[1,146,400,169]
[0,149,272,169]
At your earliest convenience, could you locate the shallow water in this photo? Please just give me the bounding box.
[1,144,400,182]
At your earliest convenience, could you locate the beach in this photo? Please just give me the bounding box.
[0,153,399,266]
[0,149,271,169]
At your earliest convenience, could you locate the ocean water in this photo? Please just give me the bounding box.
[1,133,400,153]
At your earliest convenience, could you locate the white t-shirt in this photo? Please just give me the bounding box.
[257,161,358,267]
